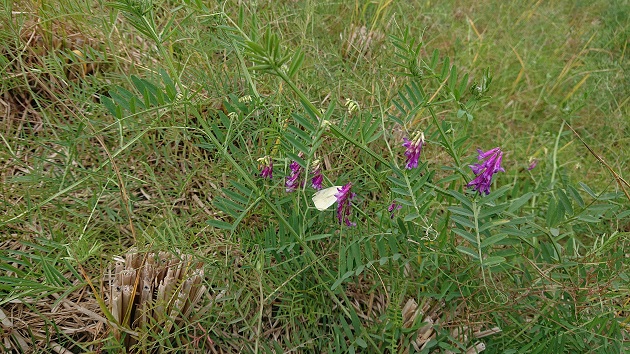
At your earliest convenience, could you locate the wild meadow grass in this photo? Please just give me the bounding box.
[1,0,628,352]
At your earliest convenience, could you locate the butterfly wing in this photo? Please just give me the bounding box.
[312,186,342,211]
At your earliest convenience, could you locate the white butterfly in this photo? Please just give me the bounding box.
[312,186,342,211]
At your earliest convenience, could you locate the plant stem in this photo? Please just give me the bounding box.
[550,121,565,188]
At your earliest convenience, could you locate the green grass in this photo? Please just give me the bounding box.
[1,0,628,352]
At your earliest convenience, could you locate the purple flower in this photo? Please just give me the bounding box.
[402,132,425,169]
[285,161,303,192]
[335,183,356,227]
[311,160,323,190]
[258,156,273,179]
[528,159,538,171]
[388,202,402,219]
[467,147,505,195]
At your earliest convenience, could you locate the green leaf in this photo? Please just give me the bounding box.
[435,173,461,186]
[546,197,557,227]
[361,115,382,144]
[250,64,273,71]
[502,227,530,238]
[0,259,27,276]
[391,187,412,197]
[480,233,508,249]
[429,49,440,70]
[287,125,311,142]
[579,182,597,198]
[159,69,177,100]
[617,209,630,219]
[482,256,506,267]
[350,243,362,271]
[448,65,458,99]
[395,199,415,207]
[338,313,354,342]
[449,206,473,217]
[331,270,355,290]
[478,218,510,233]
[458,73,469,100]
[508,192,534,213]
[585,204,615,216]
[478,203,509,219]
[387,175,408,188]
[505,216,530,226]
[553,198,566,224]
[355,338,367,348]
[223,189,250,205]
[218,195,246,212]
[101,96,123,119]
[214,196,245,217]
[576,214,601,223]
[556,188,573,215]
[482,185,511,204]
[397,89,412,111]
[453,228,478,246]
[230,181,254,197]
[354,264,365,276]
[287,49,304,78]
[566,185,584,207]
[391,100,407,119]
[206,219,233,230]
[440,56,450,80]
[109,88,133,113]
[245,40,266,55]
[451,215,476,229]
[448,190,473,210]
[375,236,387,259]
[284,134,309,155]
[404,212,420,221]
[131,75,159,106]
[456,246,479,259]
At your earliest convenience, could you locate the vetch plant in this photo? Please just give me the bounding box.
[311,159,323,190]
[335,183,356,227]
[93,7,630,352]
[258,156,273,179]
[402,131,425,169]
[467,147,505,195]
[387,202,402,219]
[285,160,303,192]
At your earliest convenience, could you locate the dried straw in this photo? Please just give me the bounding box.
[108,249,209,350]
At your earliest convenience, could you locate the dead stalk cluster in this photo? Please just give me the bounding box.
[401,298,501,354]
[109,249,207,346]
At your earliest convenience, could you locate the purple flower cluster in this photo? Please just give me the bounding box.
[467,147,505,195]
[528,158,538,171]
[259,156,273,179]
[281,157,324,192]
[285,161,303,192]
[402,132,425,169]
[311,160,323,190]
[335,183,356,227]
[271,140,508,228]
[388,202,402,219]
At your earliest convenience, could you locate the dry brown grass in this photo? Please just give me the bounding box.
[0,238,107,353]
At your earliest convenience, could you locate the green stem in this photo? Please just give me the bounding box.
[471,200,484,267]
[416,84,464,173]
[550,121,565,188]
[275,69,317,114]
